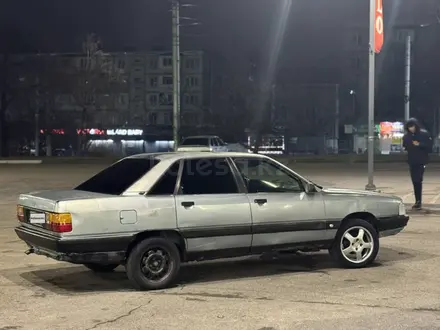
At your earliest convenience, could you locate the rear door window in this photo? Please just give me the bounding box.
[75,158,159,195]
[148,161,180,195]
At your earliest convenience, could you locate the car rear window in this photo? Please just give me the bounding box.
[75,158,159,195]
[181,138,209,146]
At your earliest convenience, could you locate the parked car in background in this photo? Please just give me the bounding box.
[15,152,409,291]
[177,135,228,152]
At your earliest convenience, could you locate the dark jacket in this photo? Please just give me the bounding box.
[402,118,432,165]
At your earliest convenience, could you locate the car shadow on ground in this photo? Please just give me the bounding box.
[14,247,416,295]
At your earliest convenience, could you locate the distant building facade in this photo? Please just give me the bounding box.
[5,50,211,136]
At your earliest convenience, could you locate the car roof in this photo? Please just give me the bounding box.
[127,152,266,161]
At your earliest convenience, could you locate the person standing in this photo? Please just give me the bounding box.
[402,118,433,210]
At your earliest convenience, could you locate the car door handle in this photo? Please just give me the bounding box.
[181,201,195,208]
[254,199,267,205]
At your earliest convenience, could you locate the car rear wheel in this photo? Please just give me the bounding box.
[126,237,181,291]
[83,263,119,273]
[329,218,379,268]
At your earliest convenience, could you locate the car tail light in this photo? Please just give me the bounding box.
[16,205,25,222]
[47,213,72,233]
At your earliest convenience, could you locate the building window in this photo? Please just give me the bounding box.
[161,57,172,67]
[185,76,199,87]
[119,94,127,104]
[149,112,158,125]
[134,77,143,84]
[150,77,158,87]
[184,94,200,106]
[148,94,158,106]
[83,93,95,104]
[159,93,173,106]
[162,76,173,85]
[164,112,172,125]
[185,58,200,70]
[149,59,158,69]
[118,60,125,69]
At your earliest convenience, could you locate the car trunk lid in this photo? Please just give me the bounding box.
[17,190,108,230]
[19,190,108,212]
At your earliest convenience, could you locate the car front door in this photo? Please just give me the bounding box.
[210,138,221,152]
[231,157,327,252]
[174,157,252,259]
[216,138,229,152]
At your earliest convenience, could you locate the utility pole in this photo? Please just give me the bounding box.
[335,84,340,154]
[34,77,40,157]
[404,35,411,121]
[172,0,181,151]
[365,0,376,191]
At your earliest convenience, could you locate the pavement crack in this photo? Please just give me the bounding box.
[85,300,151,330]
[290,299,393,310]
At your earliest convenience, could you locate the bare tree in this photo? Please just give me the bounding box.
[60,34,123,153]
[0,55,32,156]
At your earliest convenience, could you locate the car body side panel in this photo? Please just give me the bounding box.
[57,196,177,237]
[322,190,400,219]
[248,192,328,249]
[175,194,252,252]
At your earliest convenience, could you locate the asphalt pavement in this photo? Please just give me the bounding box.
[1,164,440,329]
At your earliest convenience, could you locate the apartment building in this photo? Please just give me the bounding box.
[5,50,210,133]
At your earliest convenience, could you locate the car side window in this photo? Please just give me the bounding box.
[148,162,180,195]
[179,158,238,195]
[210,138,218,147]
[233,158,303,193]
[217,138,226,146]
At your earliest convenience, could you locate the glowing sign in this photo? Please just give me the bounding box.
[106,129,143,136]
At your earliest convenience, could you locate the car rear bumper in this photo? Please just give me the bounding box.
[378,215,409,238]
[15,226,131,265]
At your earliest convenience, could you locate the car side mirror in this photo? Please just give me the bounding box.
[304,182,316,194]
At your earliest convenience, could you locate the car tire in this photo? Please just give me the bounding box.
[126,237,181,291]
[83,263,119,273]
[329,218,379,269]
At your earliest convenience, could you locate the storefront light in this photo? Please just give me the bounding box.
[107,129,143,136]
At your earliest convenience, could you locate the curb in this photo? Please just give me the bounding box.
[0,160,42,164]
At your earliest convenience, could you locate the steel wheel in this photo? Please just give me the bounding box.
[340,226,374,264]
[140,248,172,282]
[126,237,181,290]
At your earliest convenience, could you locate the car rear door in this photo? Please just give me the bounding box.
[174,157,252,259]
[231,157,327,252]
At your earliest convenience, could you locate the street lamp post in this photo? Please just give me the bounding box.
[404,35,411,121]
[171,0,181,151]
[365,0,377,191]
[350,90,356,117]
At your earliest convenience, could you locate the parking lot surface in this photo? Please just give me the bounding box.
[1,163,440,329]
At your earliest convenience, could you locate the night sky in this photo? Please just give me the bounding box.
[0,0,282,53]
